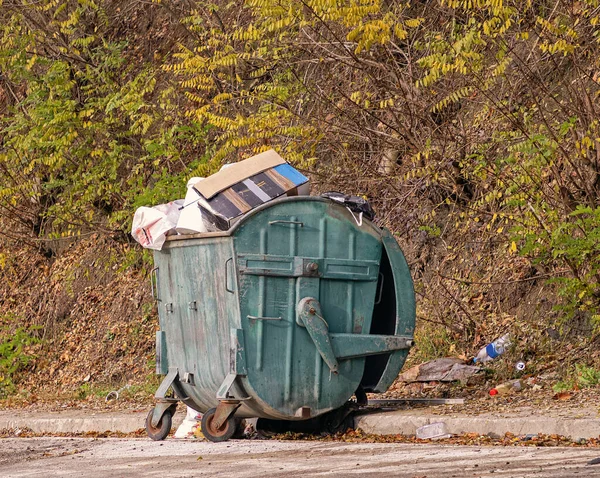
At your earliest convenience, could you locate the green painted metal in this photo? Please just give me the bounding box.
[330,334,413,359]
[155,331,168,375]
[152,196,415,421]
[154,368,179,400]
[296,297,339,373]
[150,401,178,429]
[152,236,239,414]
[232,199,383,419]
[238,254,380,280]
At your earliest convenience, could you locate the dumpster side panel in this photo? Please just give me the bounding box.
[233,199,382,419]
[154,236,240,412]
[361,228,416,392]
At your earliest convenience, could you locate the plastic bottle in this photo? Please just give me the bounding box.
[489,379,524,396]
[473,333,511,363]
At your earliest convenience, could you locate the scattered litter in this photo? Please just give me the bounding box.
[174,406,204,439]
[397,357,481,383]
[367,398,465,407]
[416,422,452,440]
[105,384,131,402]
[132,149,313,244]
[489,379,524,397]
[473,333,511,363]
[515,361,526,371]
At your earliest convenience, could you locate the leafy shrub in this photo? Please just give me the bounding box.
[0,325,41,398]
[552,363,600,392]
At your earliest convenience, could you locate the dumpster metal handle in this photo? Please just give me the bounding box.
[296,297,339,374]
[151,267,160,302]
[247,315,282,321]
[374,272,384,305]
[269,220,304,227]
[225,258,234,293]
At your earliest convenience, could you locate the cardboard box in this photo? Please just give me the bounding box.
[193,150,310,230]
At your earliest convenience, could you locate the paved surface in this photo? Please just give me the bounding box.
[2,406,600,440]
[2,437,600,477]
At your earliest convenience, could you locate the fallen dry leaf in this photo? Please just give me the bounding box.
[553,391,573,401]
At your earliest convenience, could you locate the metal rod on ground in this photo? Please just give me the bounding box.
[367,398,465,406]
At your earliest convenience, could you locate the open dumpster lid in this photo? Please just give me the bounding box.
[194,149,286,200]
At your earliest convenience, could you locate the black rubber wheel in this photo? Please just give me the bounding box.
[146,407,172,441]
[201,407,237,442]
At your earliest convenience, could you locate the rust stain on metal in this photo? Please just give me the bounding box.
[353,315,365,334]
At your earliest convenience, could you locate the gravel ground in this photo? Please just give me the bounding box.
[4,437,600,478]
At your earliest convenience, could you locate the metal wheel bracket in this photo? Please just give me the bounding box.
[216,373,251,400]
[151,402,178,429]
[154,368,179,400]
[212,401,241,430]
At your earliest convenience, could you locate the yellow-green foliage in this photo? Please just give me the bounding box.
[2,0,600,339]
[0,1,208,238]
[167,0,426,165]
[165,0,600,325]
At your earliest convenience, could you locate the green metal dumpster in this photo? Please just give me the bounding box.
[146,196,415,441]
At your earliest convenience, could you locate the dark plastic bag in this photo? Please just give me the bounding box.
[321,192,375,221]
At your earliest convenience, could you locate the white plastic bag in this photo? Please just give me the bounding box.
[175,177,209,235]
[173,406,203,439]
[131,199,184,250]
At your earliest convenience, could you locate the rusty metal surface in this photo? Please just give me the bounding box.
[366,398,465,407]
[212,401,242,429]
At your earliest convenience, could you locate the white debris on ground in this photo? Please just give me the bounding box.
[173,406,203,439]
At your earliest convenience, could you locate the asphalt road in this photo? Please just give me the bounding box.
[2,437,600,477]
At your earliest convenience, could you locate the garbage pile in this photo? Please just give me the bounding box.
[132,149,311,250]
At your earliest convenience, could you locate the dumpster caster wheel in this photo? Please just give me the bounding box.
[146,407,172,441]
[201,407,237,442]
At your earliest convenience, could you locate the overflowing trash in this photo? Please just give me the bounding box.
[176,177,208,235]
[131,200,184,250]
[132,149,315,250]
[321,192,376,224]
[193,149,310,230]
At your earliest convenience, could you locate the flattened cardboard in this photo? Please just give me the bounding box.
[197,163,309,230]
[194,149,285,199]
